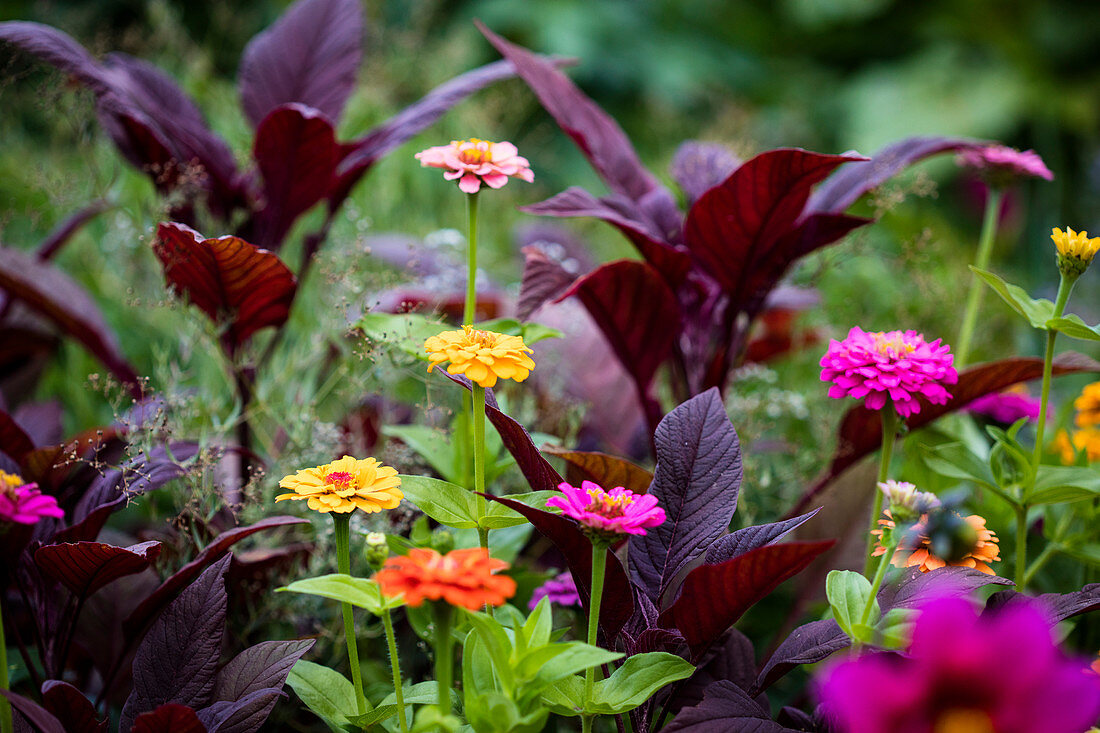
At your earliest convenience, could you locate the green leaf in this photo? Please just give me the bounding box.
[379,681,446,707]
[286,660,359,732]
[400,475,478,528]
[383,425,459,484]
[479,491,558,529]
[478,317,563,345]
[278,575,403,615]
[347,704,399,729]
[524,642,622,697]
[539,676,586,717]
[922,442,1019,507]
[1047,315,1100,342]
[826,570,877,643]
[357,311,447,359]
[590,652,695,712]
[876,607,917,649]
[522,595,553,649]
[1028,465,1100,504]
[464,609,517,694]
[971,267,1055,330]
[463,629,497,702]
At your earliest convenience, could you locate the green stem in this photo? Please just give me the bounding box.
[1015,506,1029,592]
[583,543,608,733]
[864,406,898,574]
[464,191,480,326]
[379,587,408,733]
[333,515,367,716]
[433,603,455,715]
[1023,542,1057,588]
[1,596,11,733]
[956,188,1003,368]
[473,385,488,551]
[859,544,893,628]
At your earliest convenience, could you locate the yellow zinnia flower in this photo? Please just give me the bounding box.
[1052,227,1100,276]
[424,326,535,389]
[1053,428,1100,465]
[1075,381,1100,429]
[276,456,402,514]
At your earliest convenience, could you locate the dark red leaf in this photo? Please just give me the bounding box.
[41,680,107,733]
[0,244,141,396]
[630,389,743,603]
[540,445,653,493]
[753,618,847,696]
[808,136,985,214]
[122,516,307,637]
[486,495,635,640]
[206,639,314,733]
[251,104,339,249]
[36,200,111,261]
[130,704,205,733]
[516,246,576,321]
[661,541,834,661]
[35,540,161,599]
[703,509,821,565]
[790,353,1100,516]
[238,0,364,128]
[665,681,787,733]
[0,688,65,733]
[0,408,35,463]
[152,222,297,352]
[670,141,742,206]
[120,556,231,732]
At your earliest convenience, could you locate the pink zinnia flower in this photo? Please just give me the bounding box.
[414,138,534,194]
[0,473,63,525]
[957,145,1053,186]
[546,480,665,539]
[816,596,1100,733]
[528,571,581,610]
[820,327,957,418]
[966,384,1045,424]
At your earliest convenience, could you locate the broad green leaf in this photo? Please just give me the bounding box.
[522,595,553,649]
[347,704,399,729]
[379,681,448,707]
[400,475,478,528]
[463,630,497,701]
[826,570,876,642]
[464,609,517,693]
[524,642,621,698]
[591,652,695,711]
[465,690,549,733]
[539,676,586,717]
[1028,465,1100,504]
[287,660,359,732]
[876,607,917,649]
[278,575,403,615]
[478,317,563,345]
[357,311,447,359]
[1047,315,1100,343]
[922,443,1019,507]
[971,268,1055,330]
[479,491,558,529]
[383,425,458,483]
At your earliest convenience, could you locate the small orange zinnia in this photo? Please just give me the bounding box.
[374,547,516,609]
[276,455,402,514]
[424,326,535,389]
[873,512,1000,575]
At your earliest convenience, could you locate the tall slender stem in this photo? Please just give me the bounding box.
[433,603,455,715]
[956,188,1003,368]
[464,191,481,326]
[859,544,893,629]
[332,515,367,715]
[864,407,898,574]
[379,584,408,733]
[582,543,609,733]
[472,385,488,551]
[1,596,11,733]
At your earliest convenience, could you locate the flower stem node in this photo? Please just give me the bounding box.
[1052,227,1100,279]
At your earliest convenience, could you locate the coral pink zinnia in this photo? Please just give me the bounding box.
[415,138,534,194]
[0,472,63,525]
[820,327,957,418]
[546,480,665,539]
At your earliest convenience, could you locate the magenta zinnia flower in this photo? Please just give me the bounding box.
[414,138,534,194]
[816,596,1100,733]
[528,571,581,610]
[965,384,1045,424]
[820,327,957,418]
[957,145,1053,186]
[0,473,63,525]
[546,481,665,539]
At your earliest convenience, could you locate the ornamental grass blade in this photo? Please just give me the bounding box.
[541,445,654,494]
[152,222,297,353]
[629,389,743,603]
[237,0,364,128]
[660,540,834,662]
[41,680,107,733]
[130,704,206,733]
[34,540,161,599]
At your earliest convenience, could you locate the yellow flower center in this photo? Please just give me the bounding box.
[464,326,498,348]
[324,471,355,490]
[933,708,994,733]
[586,488,634,518]
[871,332,915,356]
[0,471,24,500]
[455,138,495,165]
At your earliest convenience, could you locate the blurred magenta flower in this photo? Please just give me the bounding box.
[0,474,63,525]
[528,571,581,610]
[816,596,1100,733]
[957,145,1053,186]
[966,384,1044,424]
[415,138,534,193]
[547,480,665,539]
[820,327,957,418]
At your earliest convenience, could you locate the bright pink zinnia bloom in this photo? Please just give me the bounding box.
[816,596,1100,733]
[966,384,1046,424]
[957,145,1053,185]
[546,481,665,538]
[414,138,534,194]
[819,327,957,418]
[0,478,64,525]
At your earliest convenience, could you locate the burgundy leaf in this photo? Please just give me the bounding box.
[130,704,206,733]
[486,495,635,640]
[540,445,653,493]
[120,555,231,732]
[206,639,315,733]
[661,541,834,661]
[516,246,576,321]
[808,136,985,214]
[35,540,161,599]
[672,629,758,715]
[36,200,111,261]
[629,389,743,602]
[875,566,1012,612]
[522,188,691,285]
[238,0,364,128]
[0,408,35,463]
[790,353,1100,516]
[153,223,297,353]
[754,618,847,696]
[664,681,789,733]
[985,584,1100,622]
[251,104,339,250]
[0,245,141,395]
[122,516,307,637]
[197,689,286,733]
[95,102,180,197]
[704,509,821,565]
[41,680,107,733]
[0,688,65,733]
[670,141,742,206]
[0,21,111,89]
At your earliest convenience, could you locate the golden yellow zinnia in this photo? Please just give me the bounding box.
[1053,428,1100,465]
[1075,381,1100,429]
[424,326,535,389]
[276,456,402,514]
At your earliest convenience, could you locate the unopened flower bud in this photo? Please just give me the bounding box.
[878,480,940,523]
[365,532,389,572]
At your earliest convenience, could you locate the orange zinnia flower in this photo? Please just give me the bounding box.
[872,512,1000,575]
[374,547,516,610]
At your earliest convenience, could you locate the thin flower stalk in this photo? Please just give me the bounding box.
[377,584,408,733]
[955,188,1003,368]
[582,543,608,733]
[864,406,898,574]
[472,383,489,549]
[464,190,480,326]
[433,602,456,716]
[332,514,367,716]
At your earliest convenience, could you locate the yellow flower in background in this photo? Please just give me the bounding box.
[1075,381,1100,429]
[276,456,402,514]
[1053,428,1100,465]
[424,326,535,388]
